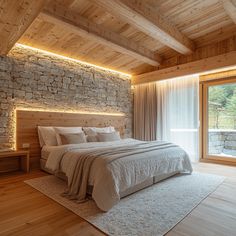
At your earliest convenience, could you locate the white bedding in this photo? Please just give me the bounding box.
[45,139,140,185]
[45,138,192,211]
[41,146,61,160]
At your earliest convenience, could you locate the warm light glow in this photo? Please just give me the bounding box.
[200,66,236,76]
[13,108,125,150]
[13,109,17,150]
[15,43,132,78]
[15,107,125,117]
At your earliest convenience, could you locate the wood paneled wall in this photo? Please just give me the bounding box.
[16,110,126,169]
[160,35,236,69]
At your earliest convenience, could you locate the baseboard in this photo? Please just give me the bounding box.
[200,158,236,167]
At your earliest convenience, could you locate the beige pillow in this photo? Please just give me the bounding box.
[97,131,121,142]
[83,126,115,136]
[59,133,87,145]
[54,127,83,145]
[87,135,99,142]
[38,126,57,146]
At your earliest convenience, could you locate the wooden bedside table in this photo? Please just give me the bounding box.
[0,150,30,173]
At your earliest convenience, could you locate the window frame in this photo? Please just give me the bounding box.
[200,76,236,165]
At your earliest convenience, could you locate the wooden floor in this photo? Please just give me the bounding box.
[0,163,236,236]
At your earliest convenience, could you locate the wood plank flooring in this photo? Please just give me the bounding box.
[167,163,236,236]
[0,163,236,236]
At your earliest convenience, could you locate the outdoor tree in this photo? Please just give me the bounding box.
[209,86,226,128]
[226,91,236,129]
[209,84,235,129]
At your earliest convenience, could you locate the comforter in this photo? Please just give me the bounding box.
[45,139,192,211]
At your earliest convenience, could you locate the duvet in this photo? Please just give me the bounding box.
[45,138,192,211]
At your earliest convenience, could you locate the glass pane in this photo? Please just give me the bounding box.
[208,82,236,157]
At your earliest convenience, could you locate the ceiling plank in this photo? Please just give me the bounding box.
[223,0,236,24]
[91,0,195,55]
[132,51,236,85]
[0,0,47,55]
[39,9,162,66]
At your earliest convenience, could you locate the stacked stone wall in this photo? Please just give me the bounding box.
[0,45,132,150]
[209,131,236,156]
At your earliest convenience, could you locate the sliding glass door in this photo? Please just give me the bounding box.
[202,78,236,163]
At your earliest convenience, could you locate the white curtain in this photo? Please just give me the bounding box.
[156,75,199,162]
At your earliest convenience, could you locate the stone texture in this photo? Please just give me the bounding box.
[208,131,236,155]
[0,46,133,151]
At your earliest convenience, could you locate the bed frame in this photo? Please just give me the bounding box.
[16,109,126,169]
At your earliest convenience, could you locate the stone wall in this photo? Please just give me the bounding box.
[209,130,236,156]
[0,45,133,151]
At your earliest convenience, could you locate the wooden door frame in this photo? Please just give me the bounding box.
[200,76,236,165]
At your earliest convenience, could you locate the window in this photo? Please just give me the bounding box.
[201,77,236,163]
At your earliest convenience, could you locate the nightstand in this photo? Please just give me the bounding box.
[0,150,30,173]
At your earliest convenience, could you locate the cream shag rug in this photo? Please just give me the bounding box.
[25,173,224,236]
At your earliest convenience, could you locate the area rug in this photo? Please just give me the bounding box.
[25,172,224,236]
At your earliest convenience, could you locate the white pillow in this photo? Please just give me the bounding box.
[83,126,115,136]
[38,126,57,146]
[54,127,83,145]
[97,131,121,142]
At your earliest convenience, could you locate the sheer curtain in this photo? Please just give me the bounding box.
[161,75,199,162]
[134,75,199,162]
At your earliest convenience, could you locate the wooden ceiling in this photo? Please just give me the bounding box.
[1,0,236,76]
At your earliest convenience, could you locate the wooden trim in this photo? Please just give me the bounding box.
[132,51,236,85]
[200,70,236,82]
[16,110,126,169]
[201,77,236,164]
[205,155,236,163]
[91,0,194,54]
[200,76,236,85]
[200,158,236,166]
[202,83,208,160]
[40,9,162,66]
[223,0,236,24]
[199,83,203,161]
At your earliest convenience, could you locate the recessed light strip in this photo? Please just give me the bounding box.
[15,107,125,116]
[199,66,236,76]
[13,108,125,150]
[14,43,132,78]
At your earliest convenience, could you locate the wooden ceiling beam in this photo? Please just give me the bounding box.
[223,0,236,24]
[0,0,47,55]
[91,0,195,55]
[39,9,162,66]
[132,51,236,85]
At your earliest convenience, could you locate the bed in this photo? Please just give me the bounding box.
[41,138,192,211]
[16,110,192,212]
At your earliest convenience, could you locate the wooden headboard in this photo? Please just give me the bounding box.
[16,110,126,169]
